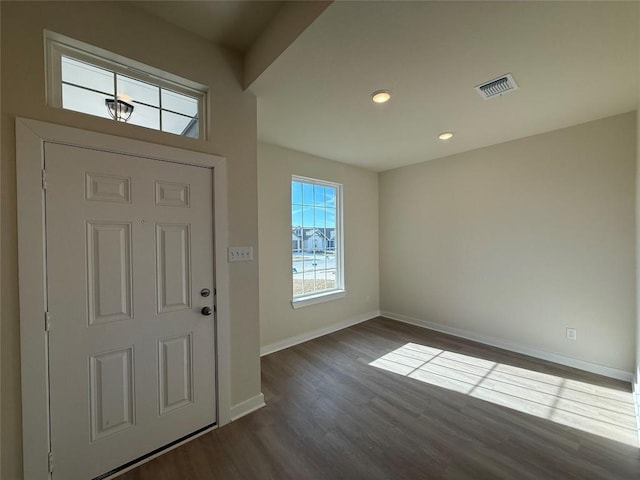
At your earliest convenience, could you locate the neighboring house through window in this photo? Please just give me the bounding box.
[291,176,344,307]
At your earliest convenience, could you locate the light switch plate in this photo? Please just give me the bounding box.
[228,246,253,262]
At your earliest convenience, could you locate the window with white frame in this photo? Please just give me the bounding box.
[291,176,344,304]
[45,31,207,139]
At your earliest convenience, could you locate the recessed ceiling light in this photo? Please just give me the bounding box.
[371,90,391,104]
[438,132,454,140]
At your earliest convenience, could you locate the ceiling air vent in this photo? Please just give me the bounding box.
[475,73,519,100]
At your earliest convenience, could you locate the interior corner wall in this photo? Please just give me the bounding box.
[1,2,261,478]
[635,106,640,399]
[636,100,640,393]
[380,112,637,374]
[258,142,379,353]
[636,4,640,404]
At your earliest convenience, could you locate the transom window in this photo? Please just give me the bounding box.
[291,176,344,304]
[45,31,207,139]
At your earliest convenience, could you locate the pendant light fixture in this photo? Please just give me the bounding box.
[105,95,134,122]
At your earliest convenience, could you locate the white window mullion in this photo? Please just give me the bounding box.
[112,72,118,122]
[158,87,163,132]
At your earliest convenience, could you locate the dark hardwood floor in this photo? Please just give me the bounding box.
[120,317,640,479]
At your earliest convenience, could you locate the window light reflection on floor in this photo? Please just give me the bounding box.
[369,343,639,447]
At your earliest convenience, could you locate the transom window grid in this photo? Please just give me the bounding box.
[291,176,343,300]
[45,32,207,139]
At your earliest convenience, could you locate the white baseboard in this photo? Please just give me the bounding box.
[230,393,266,421]
[260,310,380,357]
[381,310,633,382]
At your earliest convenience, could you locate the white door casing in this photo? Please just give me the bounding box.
[16,118,231,480]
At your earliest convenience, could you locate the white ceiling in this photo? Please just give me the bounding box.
[129,1,639,172]
[130,1,284,53]
[250,1,639,171]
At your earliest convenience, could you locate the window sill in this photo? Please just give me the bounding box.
[291,290,346,309]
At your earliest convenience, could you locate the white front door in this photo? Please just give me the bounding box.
[45,142,216,479]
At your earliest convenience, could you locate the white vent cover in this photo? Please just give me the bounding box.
[475,73,519,99]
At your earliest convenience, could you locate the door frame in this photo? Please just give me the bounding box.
[16,117,232,480]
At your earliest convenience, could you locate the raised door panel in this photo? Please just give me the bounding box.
[156,224,191,313]
[86,172,131,203]
[90,347,135,441]
[155,181,190,208]
[158,334,193,415]
[87,222,133,325]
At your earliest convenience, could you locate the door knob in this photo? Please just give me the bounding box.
[201,306,213,316]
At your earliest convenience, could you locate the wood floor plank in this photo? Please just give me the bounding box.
[119,317,640,479]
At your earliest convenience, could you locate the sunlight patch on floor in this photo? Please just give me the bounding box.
[369,343,639,447]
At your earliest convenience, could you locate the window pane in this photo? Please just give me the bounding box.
[62,84,112,119]
[314,208,327,228]
[308,253,317,272]
[326,210,336,228]
[292,206,303,228]
[326,229,336,252]
[127,103,159,130]
[325,269,337,290]
[291,178,341,299]
[293,274,303,296]
[310,233,321,252]
[301,206,314,227]
[292,181,303,205]
[313,185,325,206]
[117,75,159,107]
[302,182,314,205]
[161,89,198,116]
[62,56,114,94]
[162,110,197,137]
[182,119,199,138]
[325,186,336,206]
[316,269,333,292]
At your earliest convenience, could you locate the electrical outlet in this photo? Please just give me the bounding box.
[228,246,253,262]
[566,327,577,341]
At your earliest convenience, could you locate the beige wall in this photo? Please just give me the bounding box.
[380,113,636,372]
[244,1,332,89]
[258,143,379,350]
[636,8,640,399]
[636,105,640,388]
[1,2,261,478]
[637,16,640,392]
